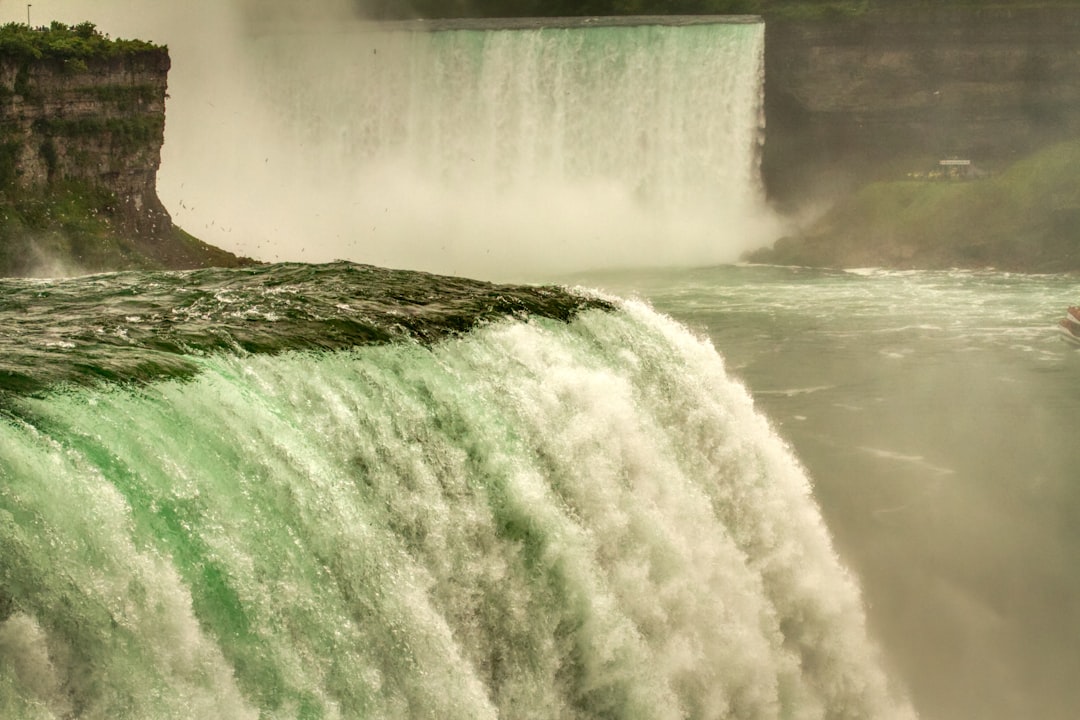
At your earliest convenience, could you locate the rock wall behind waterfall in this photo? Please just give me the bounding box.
[763,6,1080,206]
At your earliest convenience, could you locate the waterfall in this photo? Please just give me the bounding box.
[159,18,779,278]
[0,277,916,719]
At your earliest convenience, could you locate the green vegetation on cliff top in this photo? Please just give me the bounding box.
[362,0,868,20]
[0,21,162,62]
[750,139,1080,272]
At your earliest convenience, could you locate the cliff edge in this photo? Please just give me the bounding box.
[0,21,251,277]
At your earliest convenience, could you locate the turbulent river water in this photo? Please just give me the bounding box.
[0,261,924,720]
[2,261,1076,720]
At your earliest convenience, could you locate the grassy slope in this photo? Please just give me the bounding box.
[750,139,1080,271]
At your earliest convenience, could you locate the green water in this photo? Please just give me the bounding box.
[5,258,1076,720]
[0,262,916,719]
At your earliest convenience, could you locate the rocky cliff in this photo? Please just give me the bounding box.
[762,5,1080,207]
[1,50,171,235]
[0,22,249,277]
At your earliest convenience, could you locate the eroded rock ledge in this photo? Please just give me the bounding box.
[0,22,251,277]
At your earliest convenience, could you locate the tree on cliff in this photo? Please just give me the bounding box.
[0,21,160,61]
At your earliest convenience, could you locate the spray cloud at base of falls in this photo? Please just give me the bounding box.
[165,15,779,279]
[0,5,784,281]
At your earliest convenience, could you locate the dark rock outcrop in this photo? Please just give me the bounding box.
[0,50,172,236]
[0,26,251,277]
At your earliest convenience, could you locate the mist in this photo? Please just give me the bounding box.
[3,1,782,281]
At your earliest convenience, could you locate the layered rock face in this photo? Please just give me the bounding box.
[0,49,172,235]
[763,7,1080,205]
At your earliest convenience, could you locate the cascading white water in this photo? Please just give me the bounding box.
[0,6,917,717]
[160,18,779,279]
[0,289,918,719]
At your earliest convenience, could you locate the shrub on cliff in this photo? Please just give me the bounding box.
[0,21,162,62]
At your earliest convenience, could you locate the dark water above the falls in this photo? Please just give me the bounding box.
[0,261,608,396]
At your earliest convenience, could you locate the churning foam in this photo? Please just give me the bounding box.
[0,299,917,718]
